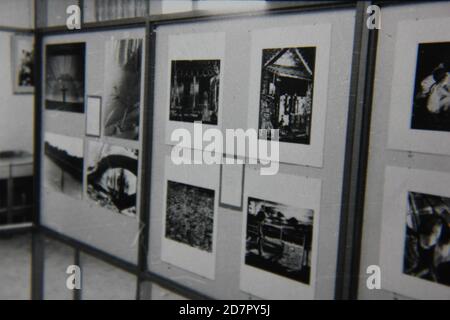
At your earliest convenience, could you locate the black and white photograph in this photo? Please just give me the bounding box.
[103,38,143,141]
[86,141,138,218]
[94,0,149,22]
[258,47,316,144]
[169,60,220,125]
[410,42,450,132]
[403,191,450,287]
[11,34,34,94]
[245,197,314,284]
[44,132,84,199]
[165,180,215,253]
[45,43,85,113]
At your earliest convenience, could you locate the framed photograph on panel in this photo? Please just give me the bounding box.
[380,167,450,300]
[103,38,143,141]
[43,132,84,200]
[86,96,102,137]
[240,167,321,299]
[11,34,34,94]
[161,153,220,280]
[165,32,225,150]
[387,17,450,155]
[45,42,86,113]
[247,24,331,167]
[86,141,139,218]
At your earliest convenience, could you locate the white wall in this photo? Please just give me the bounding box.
[0,0,33,29]
[0,0,34,154]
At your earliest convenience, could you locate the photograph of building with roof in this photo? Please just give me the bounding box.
[86,142,139,218]
[258,47,316,144]
[403,191,450,286]
[169,60,220,125]
[43,132,84,199]
[103,38,143,141]
[165,180,215,252]
[45,43,85,113]
[245,197,314,284]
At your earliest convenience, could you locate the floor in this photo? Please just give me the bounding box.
[0,231,187,300]
[0,232,31,300]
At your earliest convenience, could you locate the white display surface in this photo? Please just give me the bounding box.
[161,154,220,280]
[149,10,354,299]
[380,166,450,300]
[240,168,321,300]
[165,32,226,150]
[247,24,331,167]
[387,17,450,156]
[41,28,145,264]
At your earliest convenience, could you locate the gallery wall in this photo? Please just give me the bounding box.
[41,28,145,264]
[148,8,355,300]
[358,2,450,300]
[0,0,34,154]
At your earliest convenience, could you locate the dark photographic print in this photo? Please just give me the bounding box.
[95,0,149,22]
[45,43,85,113]
[245,197,314,284]
[411,42,450,132]
[258,47,316,144]
[165,181,215,252]
[11,35,34,94]
[403,192,450,286]
[104,38,143,141]
[44,133,84,199]
[87,142,138,217]
[169,60,220,125]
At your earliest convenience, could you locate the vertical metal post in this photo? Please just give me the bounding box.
[31,0,44,299]
[73,249,82,300]
[335,1,379,300]
[136,20,157,300]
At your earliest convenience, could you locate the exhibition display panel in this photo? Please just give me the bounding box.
[22,1,450,300]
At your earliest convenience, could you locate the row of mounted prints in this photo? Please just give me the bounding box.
[40,18,450,300]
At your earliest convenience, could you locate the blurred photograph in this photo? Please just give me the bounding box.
[403,191,450,286]
[103,38,143,141]
[411,42,450,132]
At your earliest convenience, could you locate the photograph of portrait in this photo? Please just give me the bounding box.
[45,43,85,113]
[403,191,450,287]
[169,60,220,125]
[380,167,450,299]
[86,141,138,218]
[11,34,34,94]
[410,42,450,132]
[43,132,84,199]
[245,197,314,285]
[103,38,143,141]
[387,18,450,156]
[258,47,316,144]
[165,180,215,253]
